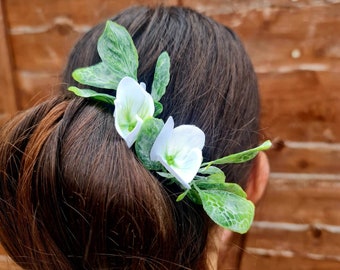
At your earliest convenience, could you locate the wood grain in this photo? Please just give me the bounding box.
[256,175,340,225]
[241,251,340,270]
[260,71,340,143]
[1,1,340,270]
[5,0,177,27]
[267,141,340,174]
[0,0,17,116]
[241,173,340,269]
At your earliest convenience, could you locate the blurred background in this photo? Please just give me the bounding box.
[1,0,340,269]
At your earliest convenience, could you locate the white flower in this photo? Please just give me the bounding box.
[150,117,205,189]
[114,77,154,147]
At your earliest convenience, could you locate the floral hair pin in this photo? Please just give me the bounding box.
[68,21,272,234]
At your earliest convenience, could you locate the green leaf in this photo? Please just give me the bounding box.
[221,183,247,198]
[98,21,138,80]
[72,62,122,90]
[197,189,255,234]
[199,166,224,175]
[187,188,202,205]
[72,21,138,90]
[157,172,175,179]
[176,189,189,202]
[195,181,247,198]
[135,118,164,170]
[68,86,115,104]
[151,52,170,102]
[195,181,226,191]
[203,140,272,166]
[207,173,225,183]
[198,166,226,184]
[154,101,163,117]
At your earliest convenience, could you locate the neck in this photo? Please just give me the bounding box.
[206,226,246,270]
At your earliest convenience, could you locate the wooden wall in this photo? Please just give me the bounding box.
[1,0,339,269]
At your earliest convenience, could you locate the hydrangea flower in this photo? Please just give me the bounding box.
[114,77,154,147]
[150,117,205,189]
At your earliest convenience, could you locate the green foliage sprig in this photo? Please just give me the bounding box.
[68,21,272,234]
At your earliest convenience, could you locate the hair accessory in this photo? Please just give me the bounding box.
[68,21,272,234]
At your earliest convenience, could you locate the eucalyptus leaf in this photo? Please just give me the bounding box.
[151,52,170,102]
[97,21,138,81]
[194,177,222,186]
[203,140,272,166]
[199,166,224,175]
[197,189,255,234]
[72,21,138,90]
[198,166,226,184]
[135,118,164,170]
[220,183,247,198]
[72,62,123,89]
[195,181,247,198]
[207,173,225,183]
[68,86,115,104]
[157,172,175,179]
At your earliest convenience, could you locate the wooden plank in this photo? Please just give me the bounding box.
[9,24,81,73]
[15,70,59,109]
[259,70,340,142]
[268,142,340,174]
[183,1,340,70]
[0,0,17,115]
[246,221,340,257]
[4,0,179,110]
[5,0,178,26]
[181,1,340,143]
[255,175,340,225]
[6,0,177,73]
[6,1,340,138]
[225,6,340,71]
[245,174,340,269]
[13,69,340,140]
[241,250,340,270]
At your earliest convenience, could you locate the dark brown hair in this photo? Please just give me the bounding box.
[0,6,259,270]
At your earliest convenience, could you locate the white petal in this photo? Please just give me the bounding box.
[115,77,154,119]
[124,116,143,147]
[114,77,154,147]
[159,148,203,189]
[140,82,146,90]
[170,125,205,152]
[150,117,205,189]
[150,117,174,161]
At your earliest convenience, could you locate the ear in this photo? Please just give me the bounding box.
[246,151,269,204]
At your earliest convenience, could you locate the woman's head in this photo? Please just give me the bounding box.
[63,7,260,186]
[0,5,261,269]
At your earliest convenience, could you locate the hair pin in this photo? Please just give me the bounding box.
[68,21,272,234]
